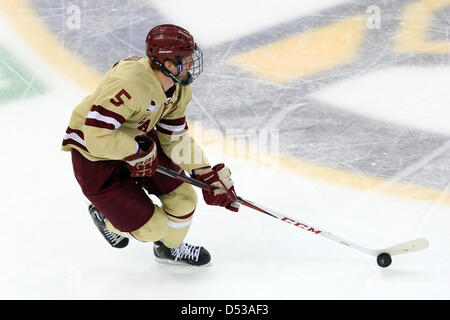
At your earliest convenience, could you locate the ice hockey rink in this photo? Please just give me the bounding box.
[0,0,449,300]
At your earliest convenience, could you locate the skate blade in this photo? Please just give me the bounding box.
[154,257,212,267]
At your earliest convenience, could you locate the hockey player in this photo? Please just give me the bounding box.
[62,24,239,266]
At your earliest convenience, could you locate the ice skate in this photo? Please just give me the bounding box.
[88,204,129,248]
[153,241,211,266]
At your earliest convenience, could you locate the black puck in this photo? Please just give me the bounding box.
[377,252,392,268]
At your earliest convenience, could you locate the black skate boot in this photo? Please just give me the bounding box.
[153,241,211,266]
[88,204,129,249]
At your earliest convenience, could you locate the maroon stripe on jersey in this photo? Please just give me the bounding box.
[155,125,173,135]
[85,118,116,130]
[156,123,188,135]
[90,104,126,124]
[159,116,186,126]
[165,209,195,220]
[62,139,88,152]
[65,127,84,139]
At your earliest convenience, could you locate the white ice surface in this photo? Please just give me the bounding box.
[311,66,450,136]
[0,2,449,300]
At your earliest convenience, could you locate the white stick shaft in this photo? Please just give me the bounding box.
[238,197,377,256]
[155,165,429,259]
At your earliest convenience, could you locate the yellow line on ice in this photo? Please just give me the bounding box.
[3,0,449,206]
[394,0,450,54]
[228,14,368,83]
[0,0,102,91]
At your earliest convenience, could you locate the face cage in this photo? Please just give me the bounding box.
[153,45,203,86]
[176,44,203,86]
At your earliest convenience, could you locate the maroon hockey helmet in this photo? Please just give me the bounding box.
[146,24,203,86]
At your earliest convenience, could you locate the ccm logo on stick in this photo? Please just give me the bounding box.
[281,217,322,234]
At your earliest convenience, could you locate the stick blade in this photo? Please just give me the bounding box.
[376,238,429,256]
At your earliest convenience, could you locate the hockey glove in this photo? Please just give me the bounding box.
[123,135,158,178]
[193,163,240,212]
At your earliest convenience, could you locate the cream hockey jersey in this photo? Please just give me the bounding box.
[61,56,210,173]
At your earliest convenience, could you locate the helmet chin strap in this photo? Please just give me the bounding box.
[151,58,193,86]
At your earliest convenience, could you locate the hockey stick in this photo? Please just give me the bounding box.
[156,166,429,266]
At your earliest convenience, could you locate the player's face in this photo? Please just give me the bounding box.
[164,56,193,81]
[177,55,194,80]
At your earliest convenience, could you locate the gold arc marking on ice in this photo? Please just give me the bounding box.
[0,0,102,90]
[394,0,450,54]
[3,0,449,206]
[227,14,368,83]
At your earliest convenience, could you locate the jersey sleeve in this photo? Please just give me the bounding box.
[83,75,139,160]
[156,89,210,173]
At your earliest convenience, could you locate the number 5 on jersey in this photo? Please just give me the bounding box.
[110,89,131,106]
